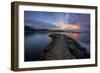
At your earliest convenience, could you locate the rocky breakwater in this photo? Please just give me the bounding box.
[39,33,90,60]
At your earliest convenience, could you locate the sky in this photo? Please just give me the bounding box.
[24,11,90,32]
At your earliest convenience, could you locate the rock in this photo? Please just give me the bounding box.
[38,33,90,60]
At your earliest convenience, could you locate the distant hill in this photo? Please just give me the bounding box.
[24,25,87,33]
[25,25,35,31]
[25,25,65,32]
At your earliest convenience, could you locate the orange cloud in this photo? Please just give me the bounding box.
[56,22,80,30]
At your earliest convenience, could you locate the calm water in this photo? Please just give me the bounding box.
[24,32,90,61]
[66,32,90,53]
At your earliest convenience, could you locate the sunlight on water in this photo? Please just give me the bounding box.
[53,32,90,53]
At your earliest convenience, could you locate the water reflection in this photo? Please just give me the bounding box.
[71,33,78,39]
[24,31,90,61]
[65,32,90,53]
[24,32,52,61]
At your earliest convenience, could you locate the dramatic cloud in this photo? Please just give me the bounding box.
[24,11,90,32]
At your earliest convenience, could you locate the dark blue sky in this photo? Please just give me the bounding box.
[24,11,90,32]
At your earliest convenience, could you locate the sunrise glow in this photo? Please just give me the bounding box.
[56,22,80,30]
